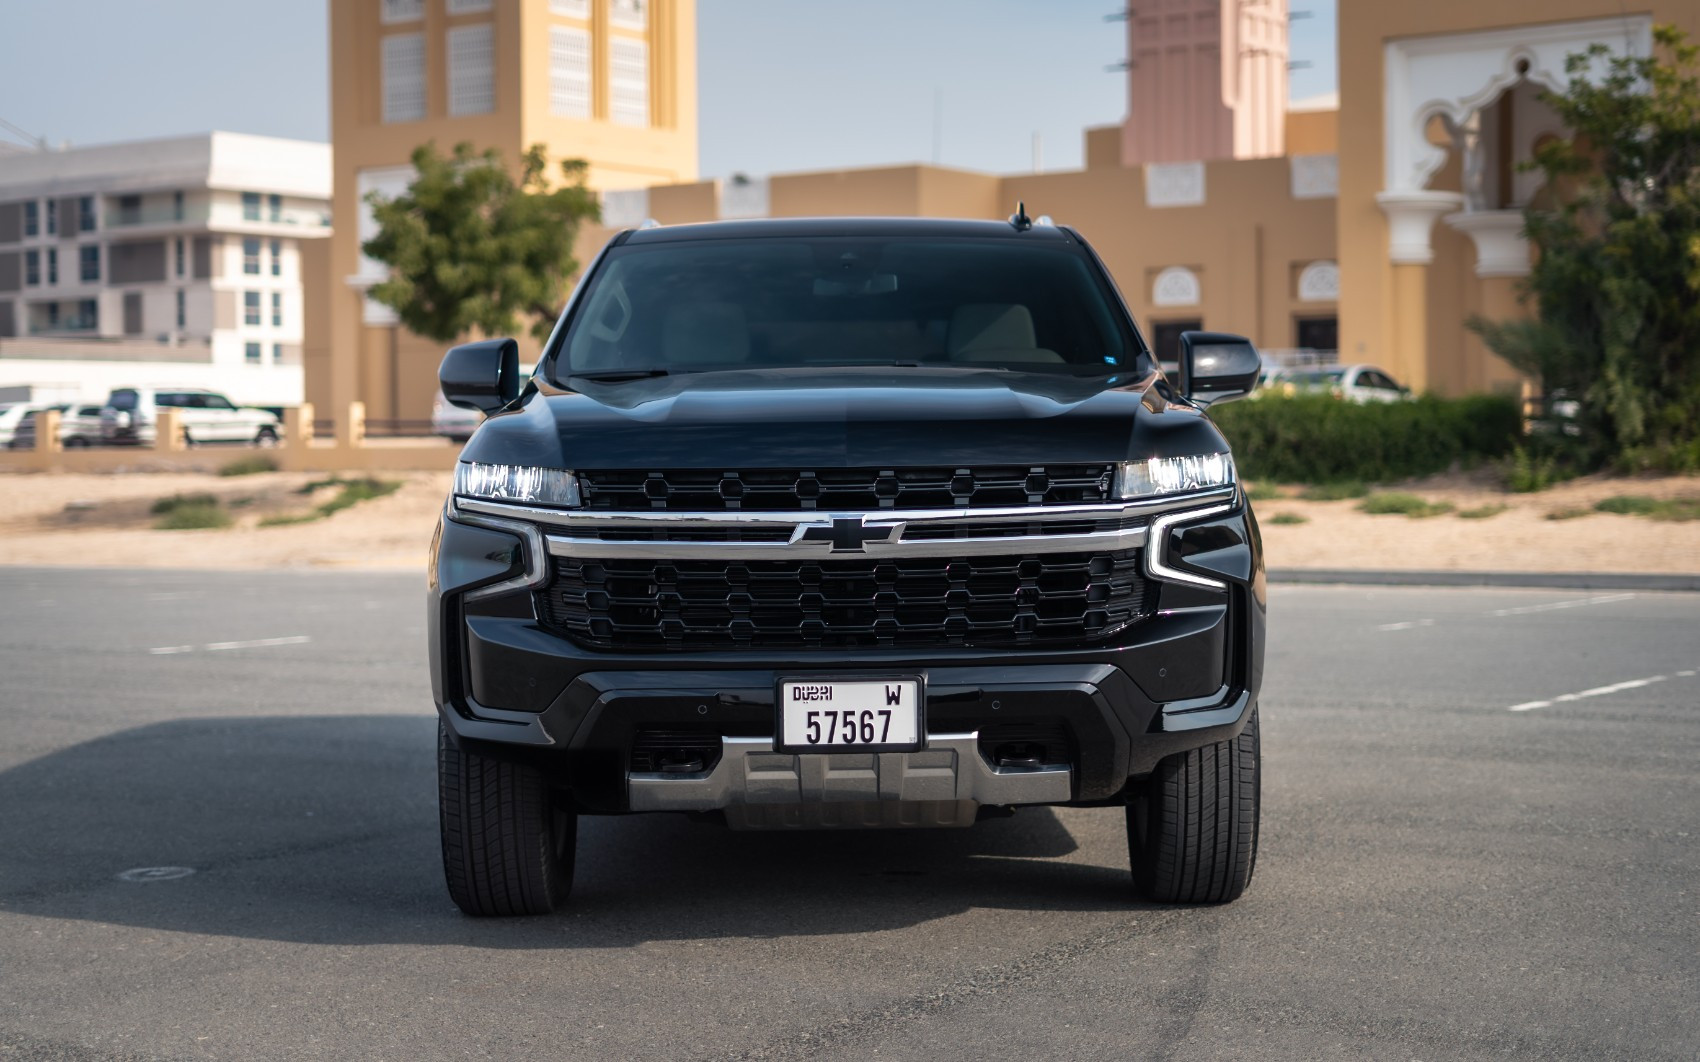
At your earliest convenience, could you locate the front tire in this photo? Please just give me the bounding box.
[254,426,279,448]
[438,720,576,916]
[1126,708,1260,903]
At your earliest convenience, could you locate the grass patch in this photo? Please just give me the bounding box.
[152,498,232,531]
[1545,507,1593,521]
[1299,481,1368,501]
[1457,503,1509,520]
[296,475,346,495]
[318,477,401,516]
[1594,495,1700,521]
[151,492,234,530]
[218,454,278,477]
[1243,480,1282,501]
[1357,492,1455,518]
[264,477,403,528]
[150,493,219,516]
[1266,512,1309,525]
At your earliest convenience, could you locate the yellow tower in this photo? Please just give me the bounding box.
[314,0,697,434]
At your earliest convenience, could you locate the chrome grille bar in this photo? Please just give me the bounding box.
[454,486,1231,559]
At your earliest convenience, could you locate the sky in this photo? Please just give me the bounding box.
[0,0,1338,178]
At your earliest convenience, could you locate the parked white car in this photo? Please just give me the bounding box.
[0,403,29,448]
[99,387,282,447]
[6,403,108,449]
[431,389,484,442]
[1287,364,1410,404]
[9,403,111,449]
[59,404,107,447]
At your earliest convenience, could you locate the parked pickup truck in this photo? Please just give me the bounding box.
[429,216,1265,916]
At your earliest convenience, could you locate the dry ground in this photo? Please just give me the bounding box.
[0,468,1697,574]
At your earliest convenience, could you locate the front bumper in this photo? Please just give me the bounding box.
[429,495,1265,818]
[632,733,1072,828]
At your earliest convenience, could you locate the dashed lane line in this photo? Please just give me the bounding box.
[205,635,312,651]
[1377,619,1436,631]
[1487,593,1636,617]
[1373,592,1640,632]
[1508,672,1680,712]
[148,635,311,655]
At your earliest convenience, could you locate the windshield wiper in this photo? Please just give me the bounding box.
[568,368,672,382]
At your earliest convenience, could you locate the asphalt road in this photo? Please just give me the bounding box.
[0,568,1696,1061]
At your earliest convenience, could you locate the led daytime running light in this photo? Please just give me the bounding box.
[1116,453,1235,498]
[454,462,581,508]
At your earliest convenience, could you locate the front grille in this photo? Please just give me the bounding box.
[536,550,1150,651]
[578,465,1116,512]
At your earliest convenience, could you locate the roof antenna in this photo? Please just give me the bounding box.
[1008,201,1033,232]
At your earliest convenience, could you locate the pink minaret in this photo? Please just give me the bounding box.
[1120,0,1290,166]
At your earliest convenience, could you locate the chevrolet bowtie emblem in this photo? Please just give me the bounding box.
[789,516,906,553]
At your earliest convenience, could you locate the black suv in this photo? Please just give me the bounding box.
[430,217,1265,916]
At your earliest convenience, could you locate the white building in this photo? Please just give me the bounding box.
[0,132,330,406]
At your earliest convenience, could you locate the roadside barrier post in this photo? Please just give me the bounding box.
[34,410,62,455]
[343,401,366,449]
[27,409,62,471]
[154,409,185,452]
[285,404,315,450]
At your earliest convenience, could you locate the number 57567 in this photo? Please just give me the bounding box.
[804,709,892,745]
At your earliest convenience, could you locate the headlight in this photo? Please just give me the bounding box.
[1115,454,1235,498]
[453,462,581,508]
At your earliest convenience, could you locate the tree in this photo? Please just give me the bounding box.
[362,141,600,345]
[1471,25,1700,470]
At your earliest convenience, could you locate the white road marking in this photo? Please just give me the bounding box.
[1487,593,1635,617]
[204,636,311,652]
[116,866,195,882]
[1508,674,1671,712]
[1372,592,1637,633]
[148,636,311,655]
[1377,619,1435,631]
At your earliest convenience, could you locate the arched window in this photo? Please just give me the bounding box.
[1297,261,1340,302]
[1152,266,1200,307]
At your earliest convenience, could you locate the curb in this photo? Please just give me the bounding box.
[1267,569,1700,592]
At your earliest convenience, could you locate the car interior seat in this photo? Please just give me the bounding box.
[946,303,1064,364]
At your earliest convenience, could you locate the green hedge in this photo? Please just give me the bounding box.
[1208,393,1522,484]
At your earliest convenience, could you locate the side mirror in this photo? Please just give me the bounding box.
[1178,331,1260,407]
[439,338,520,414]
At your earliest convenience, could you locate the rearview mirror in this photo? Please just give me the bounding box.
[1178,332,1260,407]
[440,338,520,415]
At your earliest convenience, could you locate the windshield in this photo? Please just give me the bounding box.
[1292,369,1346,385]
[550,237,1138,378]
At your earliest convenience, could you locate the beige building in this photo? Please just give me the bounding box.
[1337,1,1699,396]
[313,0,1700,431]
[0,132,330,406]
[317,0,697,432]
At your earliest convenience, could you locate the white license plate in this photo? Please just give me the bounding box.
[777,677,923,752]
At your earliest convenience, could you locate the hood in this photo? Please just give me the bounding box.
[459,365,1230,470]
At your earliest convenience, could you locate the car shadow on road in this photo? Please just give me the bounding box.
[0,715,1146,948]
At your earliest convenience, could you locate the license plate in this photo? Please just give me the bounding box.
[776,676,924,753]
